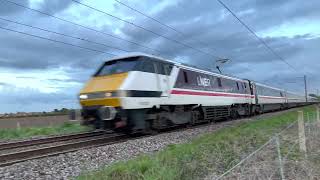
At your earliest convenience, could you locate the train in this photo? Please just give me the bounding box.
[78,53,318,133]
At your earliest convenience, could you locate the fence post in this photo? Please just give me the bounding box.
[16,121,21,130]
[275,136,285,180]
[76,109,81,120]
[297,111,307,156]
[69,110,76,120]
[317,105,320,128]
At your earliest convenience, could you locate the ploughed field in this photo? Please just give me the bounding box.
[0,115,71,129]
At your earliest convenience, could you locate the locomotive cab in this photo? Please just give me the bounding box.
[79,55,174,132]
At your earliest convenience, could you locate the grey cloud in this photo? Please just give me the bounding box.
[0,0,320,113]
[229,0,320,32]
[38,0,77,15]
[46,78,83,84]
[15,76,36,79]
[0,25,107,70]
[0,85,79,113]
[118,0,320,75]
[0,82,10,86]
[0,0,28,15]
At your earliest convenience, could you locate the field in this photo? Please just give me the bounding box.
[0,122,91,140]
[0,115,71,129]
[77,106,318,180]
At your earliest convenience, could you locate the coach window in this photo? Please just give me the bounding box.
[139,60,155,73]
[257,86,261,95]
[236,82,239,90]
[154,61,166,75]
[217,78,222,87]
[280,92,283,97]
[183,71,189,83]
[164,64,173,75]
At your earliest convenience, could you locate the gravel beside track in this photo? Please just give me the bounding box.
[0,108,301,180]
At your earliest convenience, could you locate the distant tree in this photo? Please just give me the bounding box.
[60,108,69,113]
[54,109,59,113]
[309,94,320,100]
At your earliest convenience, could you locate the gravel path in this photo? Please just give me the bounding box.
[0,108,302,180]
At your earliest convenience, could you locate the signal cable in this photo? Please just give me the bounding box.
[1,0,161,55]
[71,0,222,59]
[115,0,184,36]
[114,0,226,58]
[0,17,130,53]
[0,26,117,56]
[216,0,298,72]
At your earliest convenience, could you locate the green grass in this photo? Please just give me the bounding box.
[0,122,91,140]
[77,106,316,180]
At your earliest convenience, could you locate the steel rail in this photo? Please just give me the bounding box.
[0,134,128,167]
[0,131,105,151]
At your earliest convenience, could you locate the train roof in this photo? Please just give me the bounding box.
[178,64,248,82]
[107,52,248,82]
[106,52,178,64]
[254,83,306,97]
[285,90,304,96]
[105,53,305,96]
[254,82,285,91]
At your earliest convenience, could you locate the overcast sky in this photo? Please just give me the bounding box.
[0,0,319,113]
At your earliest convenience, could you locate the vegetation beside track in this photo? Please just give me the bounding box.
[77,106,316,180]
[0,122,91,140]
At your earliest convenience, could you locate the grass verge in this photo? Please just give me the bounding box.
[77,106,316,180]
[0,122,91,140]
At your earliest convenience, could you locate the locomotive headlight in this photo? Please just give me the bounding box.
[79,94,88,100]
[117,90,129,97]
[104,92,113,97]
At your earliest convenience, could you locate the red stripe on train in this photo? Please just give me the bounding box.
[170,90,254,98]
[259,96,285,99]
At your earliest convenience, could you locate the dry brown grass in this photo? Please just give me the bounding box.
[218,120,320,180]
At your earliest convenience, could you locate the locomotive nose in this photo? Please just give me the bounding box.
[80,72,128,94]
[79,72,128,107]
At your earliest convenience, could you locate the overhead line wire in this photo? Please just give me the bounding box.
[0,17,130,53]
[0,26,116,56]
[1,0,161,55]
[216,0,298,72]
[114,0,226,58]
[115,0,184,35]
[71,0,222,59]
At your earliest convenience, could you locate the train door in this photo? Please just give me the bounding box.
[154,61,171,97]
[249,81,258,104]
[163,64,173,97]
[253,84,258,104]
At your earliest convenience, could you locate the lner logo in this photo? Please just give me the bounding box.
[197,76,211,87]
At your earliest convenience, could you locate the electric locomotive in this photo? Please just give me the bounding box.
[79,53,314,133]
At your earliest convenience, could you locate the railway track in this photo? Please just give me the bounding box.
[0,131,105,151]
[0,132,128,167]
[0,124,199,167]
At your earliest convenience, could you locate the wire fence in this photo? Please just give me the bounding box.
[215,106,320,180]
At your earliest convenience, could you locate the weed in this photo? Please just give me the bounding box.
[77,106,315,180]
